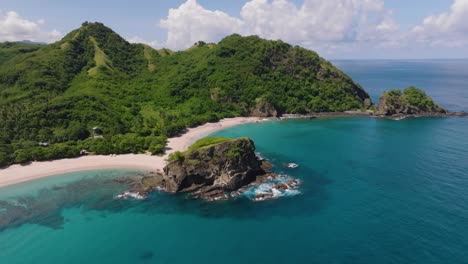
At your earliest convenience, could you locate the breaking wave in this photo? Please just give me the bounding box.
[241,174,301,201]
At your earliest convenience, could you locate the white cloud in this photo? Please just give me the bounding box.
[127,36,163,49]
[411,0,468,47]
[158,0,397,53]
[241,0,391,43]
[159,0,243,50]
[417,0,468,34]
[0,11,62,42]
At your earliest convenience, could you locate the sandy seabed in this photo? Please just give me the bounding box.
[0,117,265,188]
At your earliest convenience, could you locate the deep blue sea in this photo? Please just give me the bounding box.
[1,60,468,264]
[334,59,468,112]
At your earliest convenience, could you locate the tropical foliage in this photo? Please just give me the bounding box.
[0,22,371,166]
[379,87,445,114]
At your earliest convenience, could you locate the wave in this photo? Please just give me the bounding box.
[240,174,301,201]
[255,152,266,161]
[114,191,146,200]
[285,163,299,168]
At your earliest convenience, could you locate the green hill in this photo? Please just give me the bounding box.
[0,22,371,166]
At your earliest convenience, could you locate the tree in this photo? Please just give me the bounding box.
[0,23,372,165]
[14,150,30,164]
[0,151,10,167]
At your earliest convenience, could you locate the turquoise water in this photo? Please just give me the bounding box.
[1,60,468,263]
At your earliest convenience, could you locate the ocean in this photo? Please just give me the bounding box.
[333,59,468,112]
[1,60,467,263]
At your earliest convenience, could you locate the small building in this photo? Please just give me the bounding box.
[38,142,49,147]
[80,149,89,155]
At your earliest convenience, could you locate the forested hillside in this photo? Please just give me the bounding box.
[0,22,371,166]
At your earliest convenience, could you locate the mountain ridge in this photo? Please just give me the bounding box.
[0,21,372,166]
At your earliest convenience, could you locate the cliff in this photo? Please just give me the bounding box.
[135,137,270,200]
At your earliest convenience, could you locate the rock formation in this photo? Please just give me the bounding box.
[377,87,446,116]
[250,98,278,117]
[134,137,273,200]
[163,138,264,192]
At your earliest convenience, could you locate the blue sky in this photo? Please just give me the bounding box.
[1,0,467,59]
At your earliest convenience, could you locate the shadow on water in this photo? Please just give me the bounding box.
[0,162,332,232]
[138,250,154,261]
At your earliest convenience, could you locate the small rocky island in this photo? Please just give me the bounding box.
[377,87,446,117]
[281,87,467,119]
[128,137,300,201]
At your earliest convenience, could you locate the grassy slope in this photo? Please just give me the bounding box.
[168,137,246,162]
[87,36,113,75]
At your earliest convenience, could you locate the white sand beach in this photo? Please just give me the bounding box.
[0,117,264,188]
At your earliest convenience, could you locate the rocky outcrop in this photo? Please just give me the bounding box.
[133,138,270,200]
[163,138,263,193]
[377,87,446,116]
[250,98,278,117]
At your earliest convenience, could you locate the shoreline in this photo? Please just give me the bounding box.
[280,110,468,120]
[1,111,466,189]
[0,117,265,189]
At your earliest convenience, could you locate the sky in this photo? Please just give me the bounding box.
[1,0,467,59]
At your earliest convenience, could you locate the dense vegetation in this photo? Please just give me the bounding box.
[168,137,247,164]
[187,137,232,151]
[168,137,234,162]
[378,87,445,115]
[0,42,44,64]
[0,22,370,166]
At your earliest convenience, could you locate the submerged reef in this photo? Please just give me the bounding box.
[0,138,301,232]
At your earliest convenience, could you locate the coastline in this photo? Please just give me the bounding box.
[0,117,264,188]
[280,110,468,120]
[1,111,466,189]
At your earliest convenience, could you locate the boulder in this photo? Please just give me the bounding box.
[162,138,265,194]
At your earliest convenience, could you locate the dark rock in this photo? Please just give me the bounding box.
[273,183,289,191]
[192,188,229,201]
[162,138,264,193]
[131,175,164,194]
[286,179,301,188]
[133,138,269,200]
[255,173,278,184]
[261,160,274,172]
[129,138,306,202]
